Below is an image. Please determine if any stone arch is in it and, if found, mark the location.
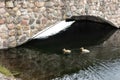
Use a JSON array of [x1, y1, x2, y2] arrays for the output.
[[66, 15, 117, 28], [0, 0, 119, 49], [65, 0, 120, 28]]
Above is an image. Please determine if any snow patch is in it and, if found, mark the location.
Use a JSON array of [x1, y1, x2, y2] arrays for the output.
[[32, 20, 75, 39]]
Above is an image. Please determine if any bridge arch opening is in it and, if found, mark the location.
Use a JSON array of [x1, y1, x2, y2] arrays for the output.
[[23, 17, 117, 51], [66, 15, 118, 29], [32, 15, 117, 39]]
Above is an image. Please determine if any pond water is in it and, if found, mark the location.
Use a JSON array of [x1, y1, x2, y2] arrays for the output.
[[0, 21, 120, 80]]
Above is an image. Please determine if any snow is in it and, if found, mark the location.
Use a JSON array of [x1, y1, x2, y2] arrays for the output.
[[32, 20, 75, 39]]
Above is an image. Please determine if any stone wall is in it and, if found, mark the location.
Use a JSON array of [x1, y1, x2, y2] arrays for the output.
[[66, 0, 120, 27], [0, 0, 120, 49], [0, 0, 64, 49]]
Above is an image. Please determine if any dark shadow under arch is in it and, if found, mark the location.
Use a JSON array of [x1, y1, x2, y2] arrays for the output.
[[20, 20, 117, 53], [66, 15, 118, 28]]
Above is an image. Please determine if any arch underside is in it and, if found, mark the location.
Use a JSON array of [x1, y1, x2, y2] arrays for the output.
[[66, 15, 118, 28]]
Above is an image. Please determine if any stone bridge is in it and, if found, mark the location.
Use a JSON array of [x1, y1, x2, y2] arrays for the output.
[[0, 0, 120, 49]]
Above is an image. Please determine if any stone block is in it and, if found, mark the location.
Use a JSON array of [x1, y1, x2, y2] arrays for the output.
[[6, 16, 14, 23], [22, 2, 28, 8], [41, 17, 48, 24], [3, 40, 8, 48], [34, 1, 45, 7], [0, 2, 5, 8], [28, 2, 35, 8], [8, 41, 17, 47], [16, 10, 22, 16], [7, 23, 15, 30], [23, 26, 30, 31], [9, 30, 16, 36], [0, 19, 5, 25], [0, 24, 8, 32], [8, 36, 16, 42], [45, 2, 54, 7], [17, 30, 22, 36], [16, 24, 22, 30], [21, 19, 28, 26], [0, 33, 8, 39], [18, 34, 27, 44], [5, 1, 14, 8]]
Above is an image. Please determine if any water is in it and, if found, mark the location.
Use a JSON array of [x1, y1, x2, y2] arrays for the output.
[[0, 21, 120, 80]]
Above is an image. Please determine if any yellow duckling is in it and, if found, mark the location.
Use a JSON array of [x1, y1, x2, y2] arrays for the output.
[[63, 48, 71, 54], [80, 47, 90, 53]]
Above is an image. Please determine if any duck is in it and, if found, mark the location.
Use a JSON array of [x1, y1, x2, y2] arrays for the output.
[[62, 48, 71, 54], [80, 47, 90, 53]]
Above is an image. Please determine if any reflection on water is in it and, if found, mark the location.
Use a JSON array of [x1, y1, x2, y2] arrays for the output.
[[1, 46, 120, 80], [0, 21, 120, 80], [53, 47, 120, 80]]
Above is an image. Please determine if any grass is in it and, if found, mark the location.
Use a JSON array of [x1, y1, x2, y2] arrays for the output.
[[0, 65, 13, 77]]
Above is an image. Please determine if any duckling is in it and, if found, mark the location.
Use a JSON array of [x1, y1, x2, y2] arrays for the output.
[[80, 47, 90, 53], [62, 48, 71, 54]]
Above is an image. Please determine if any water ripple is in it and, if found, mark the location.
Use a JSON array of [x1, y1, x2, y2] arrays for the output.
[[53, 58, 120, 80]]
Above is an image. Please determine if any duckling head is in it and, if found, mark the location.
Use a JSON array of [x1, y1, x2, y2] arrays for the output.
[[80, 47, 90, 53], [63, 48, 66, 51], [80, 47, 84, 51]]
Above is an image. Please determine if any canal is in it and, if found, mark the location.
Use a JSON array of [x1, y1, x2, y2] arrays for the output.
[[0, 20, 120, 80]]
